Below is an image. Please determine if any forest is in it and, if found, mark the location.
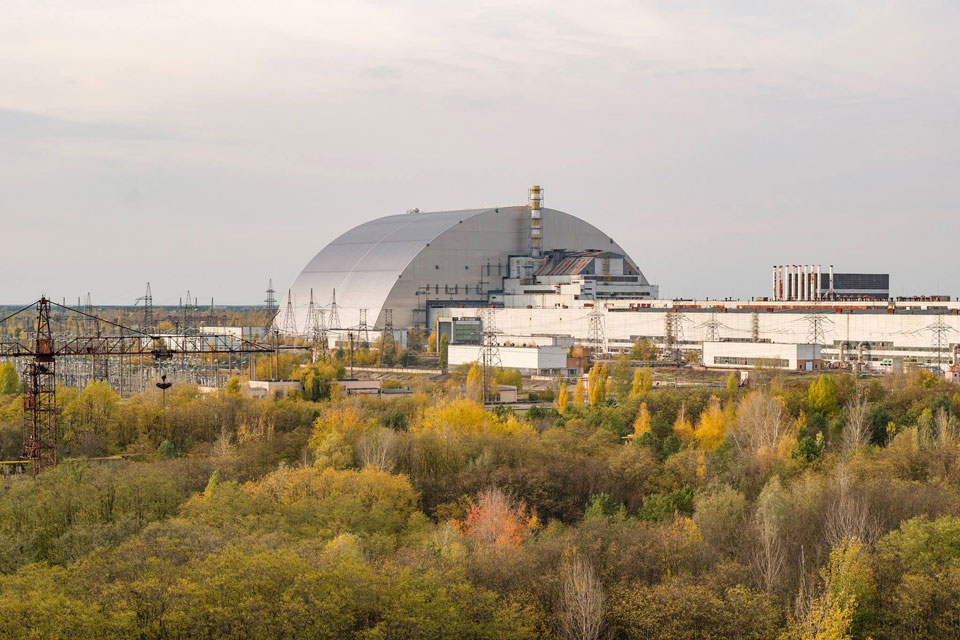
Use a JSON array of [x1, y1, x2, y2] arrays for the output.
[[1, 359, 959, 639]]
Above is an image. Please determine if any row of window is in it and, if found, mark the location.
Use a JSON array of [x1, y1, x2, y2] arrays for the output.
[[713, 356, 790, 367]]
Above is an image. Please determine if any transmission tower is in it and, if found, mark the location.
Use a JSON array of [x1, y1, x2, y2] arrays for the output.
[[804, 311, 831, 347], [279, 290, 298, 336], [304, 288, 325, 349], [135, 282, 154, 331], [480, 307, 502, 404], [587, 307, 605, 357], [703, 311, 722, 342], [328, 289, 341, 330], [926, 312, 955, 371], [84, 293, 94, 334], [664, 309, 686, 364], [379, 309, 396, 366], [358, 308, 369, 345], [264, 279, 278, 331]]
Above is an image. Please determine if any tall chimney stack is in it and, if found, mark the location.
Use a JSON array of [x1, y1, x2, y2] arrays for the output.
[[529, 185, 543, 258]]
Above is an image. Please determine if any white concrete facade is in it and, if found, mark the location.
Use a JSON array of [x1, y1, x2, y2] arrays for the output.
[[431, 300, 960, 369], [702, 341, 821, 370], [447, 344, 568, 375]]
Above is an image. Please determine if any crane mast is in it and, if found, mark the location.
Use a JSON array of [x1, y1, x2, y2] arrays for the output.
[[0, 297, 272, 474]]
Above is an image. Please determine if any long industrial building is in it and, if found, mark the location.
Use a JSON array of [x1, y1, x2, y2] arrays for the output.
[[282, 186, 960, 372]]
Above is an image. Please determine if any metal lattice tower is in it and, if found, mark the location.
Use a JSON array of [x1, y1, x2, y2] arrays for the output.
[[664, 309, 686, 364], [804, 311, 830, 347], [358, 308, 369, 345], [378, 309, 396, 366], [264, 279, 278, 331], [751, 310, 760, 343], [480, 307, 502, 404], [279, 290, 298, 336], [328, 289, 341, 330], [318, 309, 328, 346], [703, 312, 722, 342], [135, 282, 154, 331], [83, 293, 94, 334], [22, 298, 57, 474], [587, 307, 605, 357], [304, 288, 324, 348], [927, 312, 955, 371]]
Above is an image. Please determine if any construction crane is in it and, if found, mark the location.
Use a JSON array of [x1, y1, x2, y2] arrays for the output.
[[0, 297, 273, 475]]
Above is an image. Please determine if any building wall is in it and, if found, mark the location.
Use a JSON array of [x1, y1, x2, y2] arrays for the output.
[[447, 344, 567, 374], [284, 206, 649, 333], [702, 341, 821, 370], [431, 303, 960, 367]]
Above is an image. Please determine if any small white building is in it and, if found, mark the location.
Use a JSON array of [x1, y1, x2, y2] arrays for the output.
[[447, 344, 568, 375], [702, 341, 821, 371]]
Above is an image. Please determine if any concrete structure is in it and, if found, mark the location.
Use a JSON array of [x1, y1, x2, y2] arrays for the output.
[[702, 341, 821, 371], [430, 300, 960, 371], [246, 380, 302, 399], [282, 189, 657, 333], [337, 379, 382, 396], [771, 265, 889, 301], [447, 344, 569, 375], [497, 385, 518, 403], [282, 186, 957, 373]]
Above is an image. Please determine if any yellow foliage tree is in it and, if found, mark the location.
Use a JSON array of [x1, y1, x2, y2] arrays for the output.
[[694, 396, 727, 451], [630, 402, 652, 439], [673, 404, 694, 444], [415, 398, 532, 436], [466, 363, 484, 404], [631, 367, 653, 396], [555, 383, 569, 412], [587, 363, 608, 406], [574, 378, 585, 406], [310, 406, 374, 469]]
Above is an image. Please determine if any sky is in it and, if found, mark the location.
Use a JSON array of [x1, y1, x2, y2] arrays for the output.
[[2, 0, 958, 305]]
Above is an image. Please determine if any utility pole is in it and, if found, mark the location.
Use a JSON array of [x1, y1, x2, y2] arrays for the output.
[[279, 290, 298, 336], [703, 311, 722, 342], [359, 308, 369, 346], [480, 307, 502, 405], [264, 279, 278, 332], [379, 309, 395, 367], [804, 311, 829, 347], [587, 306, 605, 360], [927, 312, 954, 372]]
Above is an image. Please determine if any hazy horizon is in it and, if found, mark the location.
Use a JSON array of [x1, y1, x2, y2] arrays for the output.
[[3, 1, 958, 305]]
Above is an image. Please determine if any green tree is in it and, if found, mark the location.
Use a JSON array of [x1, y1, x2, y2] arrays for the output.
[[726, 372, 739, 397], [438, 334, 449, 370], [611, 355, 633, 400]]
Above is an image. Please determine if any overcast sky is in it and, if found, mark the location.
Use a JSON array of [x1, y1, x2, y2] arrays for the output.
[[2, 0, 958, 305]]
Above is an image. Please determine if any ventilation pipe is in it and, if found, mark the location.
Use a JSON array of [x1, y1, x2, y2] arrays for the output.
[[529, 185, 543, 258]]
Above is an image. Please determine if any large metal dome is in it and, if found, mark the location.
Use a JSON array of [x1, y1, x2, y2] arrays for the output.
[[281, 205, 650, 331]]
